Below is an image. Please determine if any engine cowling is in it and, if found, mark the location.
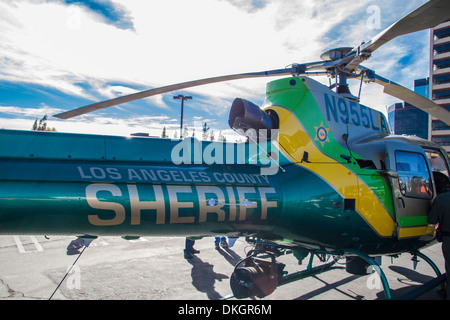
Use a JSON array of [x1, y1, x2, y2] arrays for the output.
[[228, 98, 279, 138]]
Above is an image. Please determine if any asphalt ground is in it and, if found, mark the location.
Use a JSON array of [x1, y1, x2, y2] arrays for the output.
[[0, 235, 446, 301]]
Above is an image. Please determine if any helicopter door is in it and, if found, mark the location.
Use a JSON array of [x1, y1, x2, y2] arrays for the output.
[[386, 141, 434, 239]]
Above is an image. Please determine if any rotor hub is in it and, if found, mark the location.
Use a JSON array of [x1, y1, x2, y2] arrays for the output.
[[320, 47, 353, 61]]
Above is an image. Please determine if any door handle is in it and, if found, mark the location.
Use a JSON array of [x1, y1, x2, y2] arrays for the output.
[[397, 197, 405, 209]]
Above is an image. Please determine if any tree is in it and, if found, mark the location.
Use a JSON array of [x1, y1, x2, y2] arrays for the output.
[[202, 122, 210, 140], [32, 115, 56, 132], [218, 131, 227, 142], [161, 127, 169, 138]]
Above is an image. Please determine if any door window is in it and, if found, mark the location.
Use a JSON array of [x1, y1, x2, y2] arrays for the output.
[[395, 151, 432, 199], [425, 149, 450, 194]]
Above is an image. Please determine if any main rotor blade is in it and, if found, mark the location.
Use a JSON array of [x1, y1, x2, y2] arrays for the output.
[[359, 0, 450, 54], [360, 69, 450, 126], [54, 67, 303, 119]]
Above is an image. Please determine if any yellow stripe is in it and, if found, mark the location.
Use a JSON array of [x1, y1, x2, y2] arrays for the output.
[[272, 106, 396, 238], [398, 226, 435, 239]]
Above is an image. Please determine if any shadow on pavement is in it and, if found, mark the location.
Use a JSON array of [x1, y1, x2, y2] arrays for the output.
[[186, 255, 229, 300]]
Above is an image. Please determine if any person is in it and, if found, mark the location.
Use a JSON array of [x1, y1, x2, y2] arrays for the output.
[[184, 238, 200, 259], [428, 191, 450, 299], [214, 236, 228, 250]]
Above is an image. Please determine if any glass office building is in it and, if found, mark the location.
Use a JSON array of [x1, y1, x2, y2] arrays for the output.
[[388, 79, 429, 140]]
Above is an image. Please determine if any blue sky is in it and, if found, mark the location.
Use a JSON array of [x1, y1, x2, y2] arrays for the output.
[[0, 0, 431, 138]]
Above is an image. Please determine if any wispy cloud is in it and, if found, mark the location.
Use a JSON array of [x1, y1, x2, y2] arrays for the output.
[[219, 0, 268, 13], [0, 105, 63, 118]]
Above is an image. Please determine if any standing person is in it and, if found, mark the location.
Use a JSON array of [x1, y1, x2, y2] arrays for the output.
[[214, 236, 228, 250], [184, 238, 200, 259], [428, 191, 450, 299]]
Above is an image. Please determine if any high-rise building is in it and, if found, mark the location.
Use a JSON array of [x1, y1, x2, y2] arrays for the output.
[[429, 21, 450, 153], [387, 78, 429, 139]]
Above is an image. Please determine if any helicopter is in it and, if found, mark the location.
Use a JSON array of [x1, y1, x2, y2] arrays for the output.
[[1, 0, 450, 300]]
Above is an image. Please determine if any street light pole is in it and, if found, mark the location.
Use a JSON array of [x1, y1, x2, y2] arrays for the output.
[[173, 95, 192, 138]]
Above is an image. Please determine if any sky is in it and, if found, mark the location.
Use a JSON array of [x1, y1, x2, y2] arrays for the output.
[[0, 0, 432, 139]]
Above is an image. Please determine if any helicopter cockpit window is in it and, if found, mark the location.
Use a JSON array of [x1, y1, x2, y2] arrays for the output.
[[425, 149, 450, 194], [395, 151, 433, 199]]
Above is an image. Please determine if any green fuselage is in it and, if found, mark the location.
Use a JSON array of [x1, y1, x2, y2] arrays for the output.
[[0, 128, 433, 255], [0, 76, 445, 256]]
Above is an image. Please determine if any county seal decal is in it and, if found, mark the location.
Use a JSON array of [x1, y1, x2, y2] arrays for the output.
[[314, 121, 330, 147]]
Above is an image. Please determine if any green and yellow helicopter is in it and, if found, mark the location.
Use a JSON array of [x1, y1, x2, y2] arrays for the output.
[[1, 0, 450, 300]]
